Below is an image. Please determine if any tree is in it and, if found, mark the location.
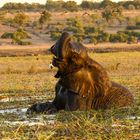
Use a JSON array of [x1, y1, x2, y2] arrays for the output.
[[45, 0, 64, 11], [80, 1, 93, 10], [62, 1, 79, 12], [100, 0, 115, 9], [39, 11, 51, 29], [102, 7, 123, 23], [13, 12, 29, 26]]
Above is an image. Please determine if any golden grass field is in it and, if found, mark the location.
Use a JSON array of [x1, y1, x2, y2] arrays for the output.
[[0, 52, 140, 139]]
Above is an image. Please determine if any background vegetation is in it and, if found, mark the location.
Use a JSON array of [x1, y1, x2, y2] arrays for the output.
[[0, 0, 140, 46], [1, 0, 140, 11]]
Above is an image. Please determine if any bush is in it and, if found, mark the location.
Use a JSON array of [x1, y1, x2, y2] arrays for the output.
[[13, 12, 29, 26], [64, 26, 83, 34], [87, 34, 98, 44], [100, 32, 110, 42], [126, 25, 140, 30], [66, 18, 83, 29], [128, 36, 138, 44], [73, 33, 85, 42], [3, 18, 15, 27], [50, 32, 61, 41], [84, 26, 98, 34], [65, 18, 84, 34], [80, 1, 94, 10], [62, 1, 79, 12], [1, 32, 13, 39], [13, 28, 30, 40], [110, 33, 128, 43], [90, 37, 98, 44], [12, 38, 32, 45], [1, 28, 32, 45], [39, 11, 51, 28], [110, 34, 120, 43], [18, 41, 32, 45], [45, 0, 64, 11], [124, 31, 140, 40], [136, 22, 140, 26]]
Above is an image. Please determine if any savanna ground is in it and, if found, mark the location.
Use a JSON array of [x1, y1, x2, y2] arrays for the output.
[[0, 52, 140, 139]]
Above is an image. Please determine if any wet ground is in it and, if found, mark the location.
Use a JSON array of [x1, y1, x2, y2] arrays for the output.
[[0, 107, 55, 126]]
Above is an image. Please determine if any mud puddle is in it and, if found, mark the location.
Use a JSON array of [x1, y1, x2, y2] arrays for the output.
[[0, 108, 55, 126]]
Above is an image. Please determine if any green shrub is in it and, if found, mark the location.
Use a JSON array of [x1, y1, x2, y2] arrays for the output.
[[66, 18, 83, 29], [73, 33, 85, 42], [84, 26, 97, 34], [18, 41, 32, 45], [136, 22, 140, 26], [128, 36, 138, 44], [39, 11, 51, 28], [13, 12, 29, 26], [1, 32, 13, 39], [50, 32, 61, 41], [110, 34, 120, 42], [124, 31, 140, 40], [62, 1, 79, 12], [90, 38, 98, 44], [13, 28, 30, 40], [102, 32, 110, 42], [64, 26, 80, 33], [3, 18, 15, 26], [126, 25, 140, 30], [87, 34, 98, 44]]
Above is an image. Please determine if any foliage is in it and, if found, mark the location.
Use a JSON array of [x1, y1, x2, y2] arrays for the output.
[[46, 0, 64, 11], [1, 32, 13, 39], [13, 28, 30, 39], [39, 11, 51, 28], [122, 0, 140, 10], [1, 0, 140, 12], [48, 15, 140, 43], [1, 28, 31, 45], [100, 0, 116, 9], [126, 25, 140, 30], [110, 32, 128, 43], [2, 2, 45, 11], [13, 12, 29, 26], [80, 1, 94, 10], [62, 1, 79, 12], [90, 14, 100, 22], [12, 28, 31, 45], [50, 31, 61, 41], [102, 7, 123, 22]]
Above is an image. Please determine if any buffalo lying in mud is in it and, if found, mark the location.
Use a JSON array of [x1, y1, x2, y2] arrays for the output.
[[27, 32, 133, 114]]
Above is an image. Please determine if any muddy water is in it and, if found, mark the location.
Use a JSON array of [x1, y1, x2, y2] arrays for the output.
[[0, 107, 140, 128], [0, 108, 55, 126]]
